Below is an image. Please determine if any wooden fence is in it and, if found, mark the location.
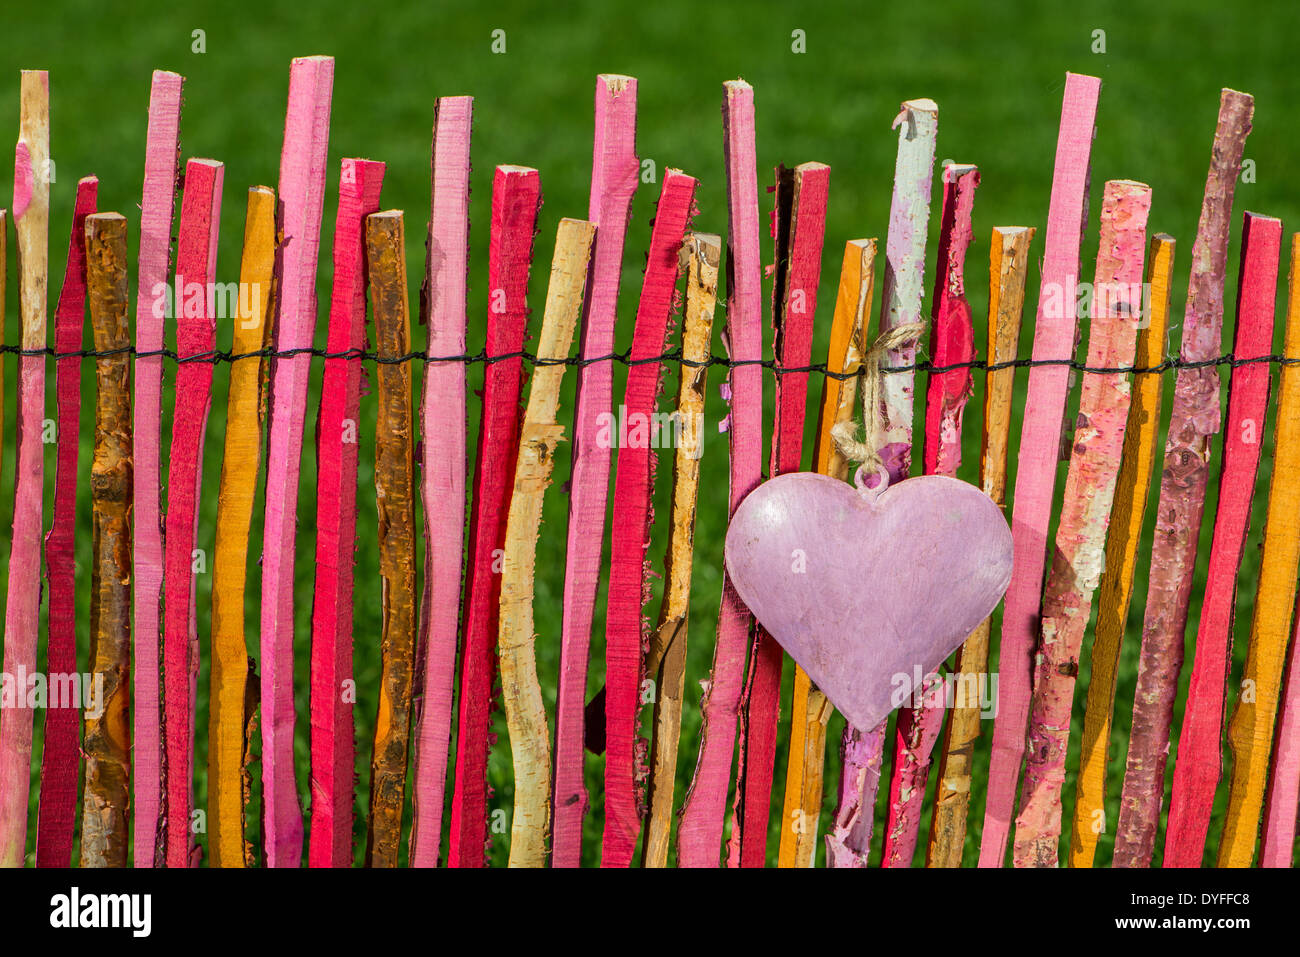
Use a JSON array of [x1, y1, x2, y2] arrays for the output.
[[0, 58, 1295, 868]]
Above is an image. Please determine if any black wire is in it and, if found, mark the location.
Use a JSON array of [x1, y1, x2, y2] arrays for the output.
[[3, 342, 1294, 378]]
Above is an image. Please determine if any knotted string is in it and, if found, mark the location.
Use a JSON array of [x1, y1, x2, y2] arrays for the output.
[[830, 321, 927, 484]]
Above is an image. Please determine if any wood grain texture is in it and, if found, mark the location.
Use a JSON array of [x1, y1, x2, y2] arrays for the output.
[[260, 55, 333, 868], [1013, 180, 1151, 868], [131, 69, 183, 868], [410, 94, 472, 869], [1113, 89, 1253, 867], [81, 212, 133, 868], [309, 159, 385, 869], [0, 70, 49, 868], [1212, 217, 1286, 868], [980, 73, 1101, 867], [736, 162, 828, 868], [553, 76, 639, 867], [1257, 234, 1300, 869], [364, 211, 417, 868], [499, 218, 595, 867], [883, 162, 977, 868], [1072, 233, 1175, 868], [164, 157, 224, 868], [210, 186, 276, 869], [448, 165, 541, 866], [676, 79, 764, 868], [928, 226, 1034, 867], [779, 238, 876, 868], [36, 175, 97, 868], [1162, 212, 1278, 867], [642, 232, 720, 867], [603, 170, 697, 866], [830, 96, 936, 869]]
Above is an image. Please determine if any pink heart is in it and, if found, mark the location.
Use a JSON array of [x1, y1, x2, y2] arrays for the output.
[[724, 472, 1013, 730]]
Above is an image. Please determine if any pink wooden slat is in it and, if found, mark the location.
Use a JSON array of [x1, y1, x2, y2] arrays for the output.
[[553, 75, 639, 867], [1111, 90, 1253, 867], [1013, 179, 1152, 867], [979, 72, 1100, 867], [448, 165, 541, 866], [829, 96, 937, 868], [260, 55, 333, 868], [1163, 211, 1279, 867], [602, 168, 697, 867], [1263, 591, 1300, 866], [736, 161, 829, 868], [677, 79, 764, 868], [0, 69, 50, 869], [882, 162, 978, 868], [308, 157, 386, 868], [410, 95, 472, 869], [132, 69, 183, 868], [163, 158, 223, 868], [36, 176, 97, 867]]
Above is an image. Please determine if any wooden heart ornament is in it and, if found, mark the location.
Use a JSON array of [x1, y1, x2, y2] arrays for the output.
[[724, 471, 1013, 731]]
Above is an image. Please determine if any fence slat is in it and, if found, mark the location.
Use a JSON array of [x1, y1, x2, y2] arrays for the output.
[[1073, 233, 1175, 868], [884, 162, 978, 868], [0, 70, 50, 868], [980, 73, 1100, 867], [260, 55, 333, 868], [928, 226, 1033, 867], [553, 76, 639, 867], [1163, 212, 1278, 866], [676, 79, 764, 868], [829, 97, 937, 869], [780, 238, 876, 868], [36, 175, 97, 867], [131, 69, 183, 869], [1260, 235, 1300, 867], [499, 217, 595, 867], [81, 211, 133, 868], [1214, 215, 1286, 867], [448, 164, 542, 866], [163, 157, 224, 868], [1112, 89, 1253, 867], [410, 94, 472, 869], [643, 232, 720, 867], [603, 170, 696, 866], [1014, 180, 1151, 868], [737, 162, 829, 868], [309, 159, 385, 869], [210, 186, 276, 868], [364, 210, 417, 868]]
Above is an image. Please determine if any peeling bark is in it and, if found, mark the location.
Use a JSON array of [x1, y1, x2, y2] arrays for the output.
[[81, 212, 133, 868], [1113, 89, 1252, 868], [1013, 180, 1151, 868], [364, 212, 417, 868]]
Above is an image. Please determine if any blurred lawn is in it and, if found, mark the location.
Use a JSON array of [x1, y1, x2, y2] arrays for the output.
[[4, 0, 1300, 866]]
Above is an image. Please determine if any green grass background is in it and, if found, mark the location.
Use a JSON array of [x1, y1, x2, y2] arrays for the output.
[[4, 0, 1300, 866]]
